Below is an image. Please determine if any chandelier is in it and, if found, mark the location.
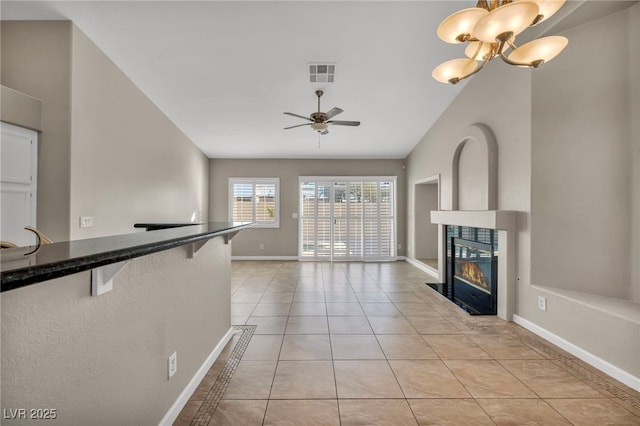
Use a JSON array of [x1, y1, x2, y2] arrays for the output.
[[432, 0, 568, 84]]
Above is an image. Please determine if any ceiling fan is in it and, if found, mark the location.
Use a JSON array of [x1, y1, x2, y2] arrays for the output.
[[283, 90, 360, 135]]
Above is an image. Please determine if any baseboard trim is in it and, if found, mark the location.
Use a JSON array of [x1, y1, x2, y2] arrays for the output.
[[404, 256, 439, 279], [513, 314, 640, 392], [231, 256, 299, 261], [159, 327, 235, 425]]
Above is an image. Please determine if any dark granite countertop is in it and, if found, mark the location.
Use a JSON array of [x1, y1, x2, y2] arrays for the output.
[[134, 222, 204, 231], [0, 222, 254, 292]]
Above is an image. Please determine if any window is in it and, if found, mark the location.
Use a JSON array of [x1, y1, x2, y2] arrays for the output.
[[229, 178, 279, 228]]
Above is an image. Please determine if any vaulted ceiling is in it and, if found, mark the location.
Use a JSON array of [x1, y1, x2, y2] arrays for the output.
[[2, 1, 631, 159]]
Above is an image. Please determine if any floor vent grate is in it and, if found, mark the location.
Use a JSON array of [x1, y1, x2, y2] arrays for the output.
[[190, 325, 256, 426]]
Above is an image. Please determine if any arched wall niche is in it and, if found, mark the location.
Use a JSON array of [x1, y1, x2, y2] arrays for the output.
[[451, 123, 497, 211]]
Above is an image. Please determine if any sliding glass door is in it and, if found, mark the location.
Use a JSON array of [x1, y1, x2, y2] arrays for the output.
[[299, 177, 396, 261]]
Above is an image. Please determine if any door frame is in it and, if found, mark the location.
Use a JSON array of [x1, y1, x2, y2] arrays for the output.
[[411, 174, 442, 279]]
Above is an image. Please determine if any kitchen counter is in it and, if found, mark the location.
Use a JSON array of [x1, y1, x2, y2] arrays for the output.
[[0, 221, 254, 292]]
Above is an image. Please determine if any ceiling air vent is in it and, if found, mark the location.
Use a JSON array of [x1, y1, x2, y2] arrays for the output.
[[309, 64, 335, 83]]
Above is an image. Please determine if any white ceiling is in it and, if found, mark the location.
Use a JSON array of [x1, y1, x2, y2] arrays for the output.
[[2, 1, 632, 159]]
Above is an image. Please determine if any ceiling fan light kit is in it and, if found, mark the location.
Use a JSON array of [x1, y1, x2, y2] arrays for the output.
[[283, 90, 360, 136], [433, 0, 568, 84], [311, 122, 328, 132]]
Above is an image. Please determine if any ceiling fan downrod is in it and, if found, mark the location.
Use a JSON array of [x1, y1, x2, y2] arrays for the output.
[[316, 89, 323, 113]]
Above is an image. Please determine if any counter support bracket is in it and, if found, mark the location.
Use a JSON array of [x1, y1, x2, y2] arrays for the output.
[[91, 261, 128, 296], [189, 230, 238, 258], [188, 240, 209, 258], [224, 231, 239, 245]]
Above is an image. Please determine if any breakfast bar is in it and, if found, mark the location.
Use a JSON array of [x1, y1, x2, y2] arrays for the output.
[[1, 222, 254, 425]]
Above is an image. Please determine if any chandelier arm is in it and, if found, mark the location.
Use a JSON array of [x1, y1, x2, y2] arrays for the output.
[[469, 42, 484, 61], [498, 49, 543, 68], [495, 37, 541, 68], [450, 55, 491, 84]]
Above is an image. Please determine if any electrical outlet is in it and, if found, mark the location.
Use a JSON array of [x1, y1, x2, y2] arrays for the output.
[[79, 216, 94, 228], [168, 351, 177, 379], [537, 296, 547, 311], [397, 243, 402, 250], [259, 243, 264, 250]]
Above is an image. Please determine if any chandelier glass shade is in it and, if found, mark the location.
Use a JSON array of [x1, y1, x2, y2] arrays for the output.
[[432, 0, 568, 84]]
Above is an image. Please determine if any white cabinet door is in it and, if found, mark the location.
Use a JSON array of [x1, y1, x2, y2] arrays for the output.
[[1, 122, 38, 246]]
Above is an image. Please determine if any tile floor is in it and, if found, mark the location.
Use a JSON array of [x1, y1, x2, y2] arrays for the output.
[[175, 260, 640, 425]]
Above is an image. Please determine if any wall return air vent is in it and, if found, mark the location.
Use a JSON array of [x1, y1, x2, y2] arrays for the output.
[[309, 63, 335, 83]]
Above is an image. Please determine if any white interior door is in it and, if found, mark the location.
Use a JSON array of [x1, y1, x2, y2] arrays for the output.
[[1, 122, 38, 246]]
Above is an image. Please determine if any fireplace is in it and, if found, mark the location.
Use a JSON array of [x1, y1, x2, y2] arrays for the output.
[[429, 210, 515, 320], [428, 225, 498, 315]]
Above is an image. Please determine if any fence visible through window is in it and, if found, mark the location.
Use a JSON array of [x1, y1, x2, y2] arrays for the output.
[[229, 178, 279, 228]]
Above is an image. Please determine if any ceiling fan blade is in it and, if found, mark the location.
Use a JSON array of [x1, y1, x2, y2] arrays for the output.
[[283, 112, 312, 121], [327, 120, 360, 127], [284, 123, 312, 130], [325, 107, 344, 119]]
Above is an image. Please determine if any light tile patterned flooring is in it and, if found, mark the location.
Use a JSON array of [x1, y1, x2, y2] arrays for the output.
[[175, 261, 640, 425]]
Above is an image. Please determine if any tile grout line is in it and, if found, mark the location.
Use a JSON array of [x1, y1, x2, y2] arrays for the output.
[[430, 290, 640, 415], [262, 264, 299, 425], [322, 264, 339, 417], [509, 325, 640, 413], [206, 262, 640, 423]]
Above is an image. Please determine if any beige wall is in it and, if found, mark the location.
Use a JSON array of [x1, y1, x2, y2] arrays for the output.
[[628, 2, 640, 303], [405, 4, 639, 379], [1, 237, 232, 425], [0, 85, 43, 131], [1, 21, 209, 241], [530, 6, 637, 300], [521, 2, 640, 379], [414, 183, 438, 260], [209, 159, 406, 257], [1, 21, 72, 242], [457, 138, 490, 210], [69, 26, 208, 239], [406, 59, 532, 263]]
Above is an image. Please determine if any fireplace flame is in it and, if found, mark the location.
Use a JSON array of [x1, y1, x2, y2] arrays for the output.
[[458, 261, 488, 290]]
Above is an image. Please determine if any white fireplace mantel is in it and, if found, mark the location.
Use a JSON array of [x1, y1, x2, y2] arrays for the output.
[[429, 209, 517, 320], [430, 210, 516, 230]]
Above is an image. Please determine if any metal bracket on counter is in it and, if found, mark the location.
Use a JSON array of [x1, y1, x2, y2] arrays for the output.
[[91, 261, 128, 296], [189, 230, 239, 258], [224, 231, 240, 245], [188, 240, 209, 258]]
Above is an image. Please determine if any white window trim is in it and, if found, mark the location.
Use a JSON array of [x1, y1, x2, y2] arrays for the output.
[[229, 177, 280, 228]]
